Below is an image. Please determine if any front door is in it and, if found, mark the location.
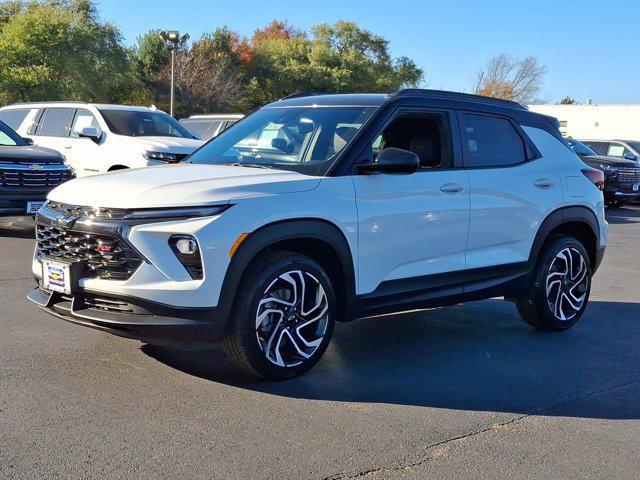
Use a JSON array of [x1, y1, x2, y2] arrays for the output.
[[66, 108, 103, 177], [352, 109, 470, 300]]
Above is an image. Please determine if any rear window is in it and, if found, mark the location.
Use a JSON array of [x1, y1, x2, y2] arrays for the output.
[[0, 109, 29, 131], [37, 108, 76, 137], [460, 113, 526, 167]]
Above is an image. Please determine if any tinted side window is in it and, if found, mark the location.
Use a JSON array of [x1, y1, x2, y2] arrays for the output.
[[372, 111, 454, 169], [460, 113, 526, 167], [37, 108, 76, 137], [0, 109, 29, 131]]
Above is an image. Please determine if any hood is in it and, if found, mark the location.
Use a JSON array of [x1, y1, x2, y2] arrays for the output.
[[0, 145, 64, 164], [117, 135, 204, 153], [48, 164, 321, 209], [579, 154, 639, 168]]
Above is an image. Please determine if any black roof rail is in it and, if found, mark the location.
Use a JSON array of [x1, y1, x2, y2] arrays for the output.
[[278, 92, 324, 101], [389, 89, 526, 110]]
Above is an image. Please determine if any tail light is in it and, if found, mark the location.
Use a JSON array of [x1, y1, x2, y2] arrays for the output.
[[581, 168, 605, 191]]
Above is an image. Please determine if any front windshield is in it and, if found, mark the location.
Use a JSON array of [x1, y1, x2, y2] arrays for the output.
[[186, 106, 377, 175], [99, 109, 194, 138], [0, 120, 26, 146], [566, 139, 597, 156]]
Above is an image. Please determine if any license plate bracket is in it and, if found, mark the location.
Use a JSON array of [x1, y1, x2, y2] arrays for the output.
[[27, 201, 45, 214], [42, 259, 83, 295]]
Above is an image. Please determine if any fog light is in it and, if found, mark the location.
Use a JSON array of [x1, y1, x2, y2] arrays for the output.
[[175, 238, 197, 255], [169, 235, 203, 280]]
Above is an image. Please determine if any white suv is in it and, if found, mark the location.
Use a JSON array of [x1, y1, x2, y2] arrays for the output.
[[27, 90, 608, 380], [0, 103, 204, 177]]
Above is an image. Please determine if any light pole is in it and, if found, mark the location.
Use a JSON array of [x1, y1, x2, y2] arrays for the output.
[[160, 30, 190, 117]]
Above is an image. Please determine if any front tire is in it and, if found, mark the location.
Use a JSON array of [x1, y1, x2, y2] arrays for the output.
[[221, 251, 336, 380], [516, 236, 591, 331]]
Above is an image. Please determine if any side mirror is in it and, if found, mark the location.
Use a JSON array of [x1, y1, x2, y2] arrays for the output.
[[22, 137, 34, 145], [624, 152, 637, 161], [271, 137, 291, 153], [79, 126, 101, 143], [357, 147, 420, 174]]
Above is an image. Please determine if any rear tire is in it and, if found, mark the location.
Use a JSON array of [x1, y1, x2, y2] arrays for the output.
[[516, 236, 591, 331], [221, 250, 336, 380]]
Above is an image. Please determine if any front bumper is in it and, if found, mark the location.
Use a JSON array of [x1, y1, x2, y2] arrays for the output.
[[27, 286, 227, 346]]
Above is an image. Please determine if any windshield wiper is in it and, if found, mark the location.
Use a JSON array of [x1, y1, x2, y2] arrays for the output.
[[230, 162, 273, 170]]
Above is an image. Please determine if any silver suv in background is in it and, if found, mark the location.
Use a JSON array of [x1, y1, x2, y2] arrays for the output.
[[179, 114, 244, 141]]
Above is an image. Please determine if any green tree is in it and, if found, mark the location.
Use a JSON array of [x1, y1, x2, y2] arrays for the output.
[[0, 0, 136, 104], [246, 20, 423, 109]]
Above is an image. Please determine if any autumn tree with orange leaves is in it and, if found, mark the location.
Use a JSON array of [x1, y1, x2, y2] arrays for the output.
[[474, 54, 546, 104]]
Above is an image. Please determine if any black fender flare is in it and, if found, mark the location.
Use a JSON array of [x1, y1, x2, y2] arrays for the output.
[[528, 206, 601, 270], [215, 219, 357, 326]]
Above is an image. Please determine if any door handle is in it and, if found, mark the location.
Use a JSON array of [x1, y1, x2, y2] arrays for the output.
[[534, 178, 554, 189], [440, 183, 464, 194], [63, 145, 72, 150]]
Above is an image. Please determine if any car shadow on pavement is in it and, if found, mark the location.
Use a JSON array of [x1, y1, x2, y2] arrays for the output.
[[0, 227, 35, 238], [605, 204, 640, 224], [143, 298, 640, 419]]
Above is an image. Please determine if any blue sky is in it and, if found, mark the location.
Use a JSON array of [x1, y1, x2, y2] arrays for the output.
[[99, 0, 638, 104]]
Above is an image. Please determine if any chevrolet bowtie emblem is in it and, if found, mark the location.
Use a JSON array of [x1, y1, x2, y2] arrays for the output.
[[30, 164, 43, 170], [53, 214, 78, 229]]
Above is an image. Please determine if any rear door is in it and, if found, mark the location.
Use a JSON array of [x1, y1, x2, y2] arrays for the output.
[[461, 112, 563, 284]]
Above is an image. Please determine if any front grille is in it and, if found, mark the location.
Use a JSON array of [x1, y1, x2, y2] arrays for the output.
[[618, 167, 640, 184], [0, 169, 71, 188], [36, 225, 143, 280]]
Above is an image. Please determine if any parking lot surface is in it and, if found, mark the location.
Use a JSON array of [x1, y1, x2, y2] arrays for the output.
[[1, 207, 639, 479]]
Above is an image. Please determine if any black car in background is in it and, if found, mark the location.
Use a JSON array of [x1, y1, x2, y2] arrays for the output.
[[566, 138, 640, 207], [0, 120, 72, 228]]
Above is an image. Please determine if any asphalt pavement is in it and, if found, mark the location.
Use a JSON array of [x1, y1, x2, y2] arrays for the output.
[[1, 206, 639, 479]]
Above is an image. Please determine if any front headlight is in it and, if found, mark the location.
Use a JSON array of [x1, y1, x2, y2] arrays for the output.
[[143, 151, 179, 162], [121, 205, 230, 221]]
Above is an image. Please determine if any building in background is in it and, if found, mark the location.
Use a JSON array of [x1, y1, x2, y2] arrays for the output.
[[528, 104, 640, 140]]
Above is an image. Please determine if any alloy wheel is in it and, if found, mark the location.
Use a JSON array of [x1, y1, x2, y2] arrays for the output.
[[545, 247, 589, 321], [255, 270, 330, 367]]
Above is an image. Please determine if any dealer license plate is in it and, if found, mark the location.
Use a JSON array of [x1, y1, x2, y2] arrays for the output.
[[26, 201, 45, 214], [42, 259, 72, 294]]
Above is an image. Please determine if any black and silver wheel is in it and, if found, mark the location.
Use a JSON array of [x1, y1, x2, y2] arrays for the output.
[[222, 251, 336, 379], [516, 236, 592, 331]]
